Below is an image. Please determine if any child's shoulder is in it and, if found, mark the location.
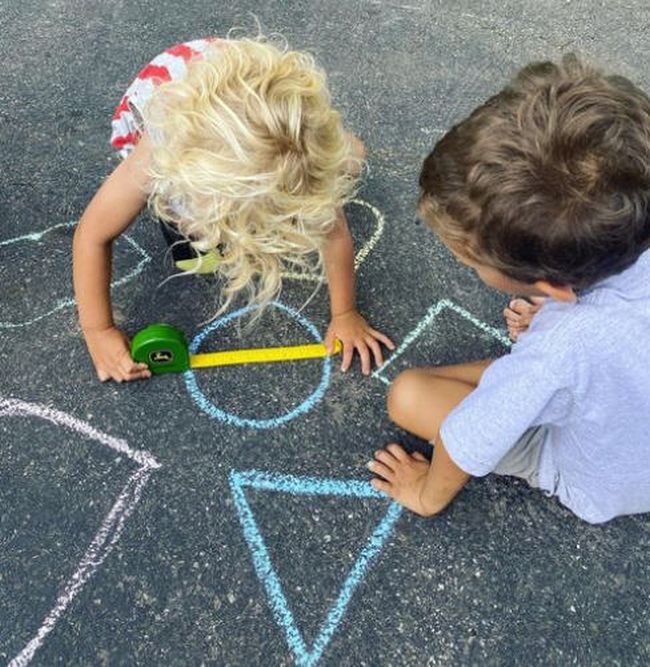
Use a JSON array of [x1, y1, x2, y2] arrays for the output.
[[111, 37, 221, 158], [521, 279, 650, 366], [520, 300, 583, 349], [130, 37, 220, 90]]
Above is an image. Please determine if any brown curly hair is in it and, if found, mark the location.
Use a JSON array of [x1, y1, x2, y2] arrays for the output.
[[419, 54, 650, 288]]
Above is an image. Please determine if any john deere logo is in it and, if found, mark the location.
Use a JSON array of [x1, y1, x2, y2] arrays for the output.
[[150, 349, 174, 364]]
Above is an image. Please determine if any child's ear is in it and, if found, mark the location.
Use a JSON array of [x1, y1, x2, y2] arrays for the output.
[[533, 280, 577, 303]]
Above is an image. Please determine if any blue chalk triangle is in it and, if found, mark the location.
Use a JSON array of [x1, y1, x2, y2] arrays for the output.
[[229, 469, 403, 667]]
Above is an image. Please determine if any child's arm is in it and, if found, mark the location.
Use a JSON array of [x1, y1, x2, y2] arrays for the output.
[[322, 132, 395, 374], [322, 211, 395, 374], [73, 135, 153, 382]]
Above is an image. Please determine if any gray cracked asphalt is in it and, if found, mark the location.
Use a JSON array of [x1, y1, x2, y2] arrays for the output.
[[1, 1, 649, 665]]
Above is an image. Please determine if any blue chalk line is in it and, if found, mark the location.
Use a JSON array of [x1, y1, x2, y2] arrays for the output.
[[229, 469, 403, 666], [372, 298, 511, 385], [184, 301, 332, 429], [0, 221, 151, 329], [233, 469, 386, 498]]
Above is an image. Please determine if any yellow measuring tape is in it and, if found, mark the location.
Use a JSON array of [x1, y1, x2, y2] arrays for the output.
[[190, 339, 342, 369]]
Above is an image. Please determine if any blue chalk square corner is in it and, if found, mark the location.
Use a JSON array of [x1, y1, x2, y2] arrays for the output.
[[373, 299, 511, 386]]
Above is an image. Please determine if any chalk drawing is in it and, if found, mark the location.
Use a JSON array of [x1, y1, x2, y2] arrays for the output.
[[281, 198, 385, 282], [0, 397, 160, 667], [0, 221, 151, 329], [184, 301, 332, 429], [373, 298, 511, 385], [229, 469, 403, 667]]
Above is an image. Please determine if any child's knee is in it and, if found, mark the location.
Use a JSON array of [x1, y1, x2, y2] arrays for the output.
[[387, 369, 422, 426], [345, 134, 366, 176], [351, 135, 366, 162]]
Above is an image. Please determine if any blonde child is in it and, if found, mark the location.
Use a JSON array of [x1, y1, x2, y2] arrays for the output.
[[73, 36, 394, 382]]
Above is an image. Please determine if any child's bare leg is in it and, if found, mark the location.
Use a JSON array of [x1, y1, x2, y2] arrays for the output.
[[424, 358, 493, 385], [387, 359, 493, 441]]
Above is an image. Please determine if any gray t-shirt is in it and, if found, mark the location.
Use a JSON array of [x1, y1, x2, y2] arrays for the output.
[[441, 249, 650, 523]]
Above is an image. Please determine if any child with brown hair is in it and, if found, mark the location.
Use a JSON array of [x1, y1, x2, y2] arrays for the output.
[[369, 55, 650, 523]]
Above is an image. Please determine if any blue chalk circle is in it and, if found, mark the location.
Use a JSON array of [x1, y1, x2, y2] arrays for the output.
[[0, 221, 151, 329], [184, 301, 332, 429], [229, 469, 403, 667]]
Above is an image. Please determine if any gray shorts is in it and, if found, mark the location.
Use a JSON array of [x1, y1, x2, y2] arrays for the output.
[[493, 426, 548, 488]]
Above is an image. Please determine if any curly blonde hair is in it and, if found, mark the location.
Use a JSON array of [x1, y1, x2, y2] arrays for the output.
[[143, 37, 358, 315]]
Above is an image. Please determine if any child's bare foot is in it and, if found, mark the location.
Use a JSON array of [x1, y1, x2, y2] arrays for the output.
[[503, 297, 545, 342]]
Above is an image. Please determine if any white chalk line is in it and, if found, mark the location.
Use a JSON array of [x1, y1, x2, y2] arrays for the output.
[[281, 198, 386, 283], [1, 397, 160, 666], [0, 222, 77, 247], [0, 398, 159, 469], [0, 221, 151, 330], [372, 298, 511, 385]]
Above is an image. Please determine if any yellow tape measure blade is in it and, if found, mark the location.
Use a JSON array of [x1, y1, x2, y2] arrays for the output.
[[190, 338, 342, 369]]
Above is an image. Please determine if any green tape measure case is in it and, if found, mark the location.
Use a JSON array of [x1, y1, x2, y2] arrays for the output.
[[130, 324, 190, 374]]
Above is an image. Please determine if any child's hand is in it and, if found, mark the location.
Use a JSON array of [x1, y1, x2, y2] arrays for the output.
[[84, 326, 151, 383], [368, 444, 437, 516], [324, 310, 395, 375], [503, 296, 545, 342]]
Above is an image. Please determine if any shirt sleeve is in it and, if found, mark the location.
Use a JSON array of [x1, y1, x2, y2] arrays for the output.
[[440, 331, 576, 477]]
